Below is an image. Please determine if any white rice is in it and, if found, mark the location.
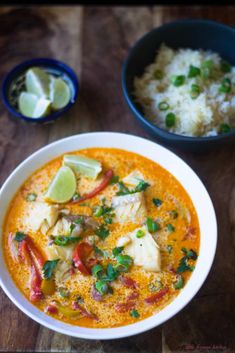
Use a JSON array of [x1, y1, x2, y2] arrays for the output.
[[133, 44, 235, 137]]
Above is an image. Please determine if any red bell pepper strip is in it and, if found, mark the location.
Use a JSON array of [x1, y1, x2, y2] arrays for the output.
[[73, 242, 93, 275], [71, 169, 113, 203], [144, 287, 169, 305], [19, 237, 45, 302]]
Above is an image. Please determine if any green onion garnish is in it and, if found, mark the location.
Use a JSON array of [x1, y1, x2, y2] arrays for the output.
[[146, 217, 160, 233], [136, 229, 145, 238], [95, 280, 109, 295], [165, 112, 176, 127], [219, 78, 231, 93], [93, 206, 104, 217], [220, 123, 231, 133], [91, 264, 104, 278], [201, 59, 214, 79], [158, 101, 169, 111], [190, 84, 201, 99], [115, 254, 133, 272], [220, 60, 231, 73], [153, 69, 164, 80], [188, 65, 201, 78], [171, 75, 185, 87]]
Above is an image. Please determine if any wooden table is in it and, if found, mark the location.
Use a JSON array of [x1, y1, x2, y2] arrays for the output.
[[0, 5, 235, 353]]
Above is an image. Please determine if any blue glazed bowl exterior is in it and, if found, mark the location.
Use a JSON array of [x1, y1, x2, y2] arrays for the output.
[[122, 19, 235, 149], [2, 58, 79, 124]]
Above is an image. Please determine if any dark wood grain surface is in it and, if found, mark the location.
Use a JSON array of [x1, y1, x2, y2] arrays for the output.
[[0, 5, 235, 353]]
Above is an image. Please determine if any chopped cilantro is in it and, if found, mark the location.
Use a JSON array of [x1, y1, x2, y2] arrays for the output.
[[130, 309, 140, 318], [42, 259, 59, 279], [95, 224, 110, 239]]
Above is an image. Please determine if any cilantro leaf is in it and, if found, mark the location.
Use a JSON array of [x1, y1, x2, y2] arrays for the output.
[[42, 259, 59, 279], [14, 232, 26, 242]]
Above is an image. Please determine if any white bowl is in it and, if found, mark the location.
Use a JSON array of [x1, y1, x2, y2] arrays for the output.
[[0, 132, 217, 340]]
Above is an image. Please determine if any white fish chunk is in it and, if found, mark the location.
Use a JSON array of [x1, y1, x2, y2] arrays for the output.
[[50, 217, 72, 236], [54, 260, 72, 284], [117, 225, 161, 272], [112, 192, 147, 223], [122, 170, 145, 186], [25, 202, 59, 235], [46, 243, 75, 262]]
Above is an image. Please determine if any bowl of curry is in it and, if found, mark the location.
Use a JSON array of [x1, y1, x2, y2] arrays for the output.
[[0, 132, 217, 339]]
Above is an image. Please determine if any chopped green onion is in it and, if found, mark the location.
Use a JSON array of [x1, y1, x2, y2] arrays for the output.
[[152, 198, 162, 207], [26, 192, 37, 202], [94, 206, 104, 217], [201, 59, 214, 79], [105, 263, 119, 282], [219, 78, 231, 93], [220, 60, 231, 73], [165, 112, 176, 127], [171, 75, 185, 87], [158, 101, 169, 111], [173, 275, 184, 289], [146, 217, 160, 233], [167, 224, 175, 232], [190, 84, 201, 99], [95, 280, 109, 295], [130, 309, 140, 318], [53, 236, 81, 246], [112, 246, 124, 257], [92, 264, 104, 278], [169, 210, 178, 219], [166, 245, 173, 254], [116, 254, 133, 271], [220, 123, 231, 133], [188, 65, 201, 78], [136, 229, 145, 238], [14, 232, 26, 242], [153, 69, 164, 80]]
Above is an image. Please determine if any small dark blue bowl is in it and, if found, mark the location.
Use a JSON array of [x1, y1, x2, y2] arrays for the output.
[[122, 19, 235, 150], [2, 58, 79, 124]]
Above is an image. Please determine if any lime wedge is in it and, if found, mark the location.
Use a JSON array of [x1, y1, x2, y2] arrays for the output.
[[50, 77, 71, 110], [44, 166, 77, 203], [63, 155, 102, 179], [19, 92, 38, 117], [26, 67, 50, 98], [32, 97, 51, 118], [18, 92, 51, 118]]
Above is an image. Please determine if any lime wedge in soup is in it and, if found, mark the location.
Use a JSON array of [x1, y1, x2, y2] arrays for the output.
[[44, 166, 77, 203], [19, 92, 51, 118], [25, 67, 50, 98], [63, 155, 102, 179], [50, 77, 71, 110]]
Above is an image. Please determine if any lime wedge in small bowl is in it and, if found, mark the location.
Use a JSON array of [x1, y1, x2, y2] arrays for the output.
[[50, 77, 71, 110], [44, 166, 77, 203], [26, 67, 50, 98], [19, 92, 51, 118]]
